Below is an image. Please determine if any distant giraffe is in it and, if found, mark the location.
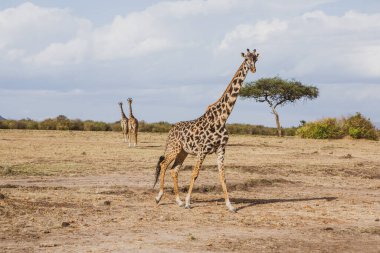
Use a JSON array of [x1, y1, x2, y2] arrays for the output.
[[118, 102, 128, 143], [153, 49, 259, 212], [127, 98, 139, 147]]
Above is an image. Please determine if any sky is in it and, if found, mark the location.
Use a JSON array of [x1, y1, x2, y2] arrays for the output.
[[0, 0, 379, 127]]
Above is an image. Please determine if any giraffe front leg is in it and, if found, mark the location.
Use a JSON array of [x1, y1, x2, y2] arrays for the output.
[[134, 132, 138, 147], [185, 155, 205, 209], [217, 147, 236, 212], [170, 150, 188, 207]]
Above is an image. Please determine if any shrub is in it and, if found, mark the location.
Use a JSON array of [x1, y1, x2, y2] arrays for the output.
[[110, 121, 122, 132], [139, 121, 172, 133], [21, 119, 39, 130], [283, 127, 298, 136], [83, 121, 111, 131], [69, 119, 84, 131], [39, 119, 57, 130], [343, 113, 378, 140], [56, 115, 71, 130], [296, 118, 345, 139]]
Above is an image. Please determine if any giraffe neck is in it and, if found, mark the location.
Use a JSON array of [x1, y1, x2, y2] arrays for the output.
[[119, 104, 127, 119], [128, 102, 134, 118], [205, 61, 249, 125]]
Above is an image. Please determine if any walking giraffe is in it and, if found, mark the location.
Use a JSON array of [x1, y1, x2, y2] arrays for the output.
[[118, 102, 128, 143], [127, 98, 139, 147], [153, 49, 259, 212]]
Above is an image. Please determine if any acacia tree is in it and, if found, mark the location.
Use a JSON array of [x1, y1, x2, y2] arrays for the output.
[[240, 77, 319, 137]]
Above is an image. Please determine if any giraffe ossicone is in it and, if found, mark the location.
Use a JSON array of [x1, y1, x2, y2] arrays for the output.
[[154, 49, 259, 212]]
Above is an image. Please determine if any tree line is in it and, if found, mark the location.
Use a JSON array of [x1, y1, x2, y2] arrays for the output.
[[0, 115, 296, 136], [1, 114, 377, 139]]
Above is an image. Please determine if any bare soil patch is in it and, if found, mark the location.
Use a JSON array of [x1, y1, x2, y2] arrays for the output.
[[1, 130, 379, 252]]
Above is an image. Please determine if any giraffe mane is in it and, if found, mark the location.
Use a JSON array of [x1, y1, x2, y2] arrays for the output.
[[206, 61, 245, 111]]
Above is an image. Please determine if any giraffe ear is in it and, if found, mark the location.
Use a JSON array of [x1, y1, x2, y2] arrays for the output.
[[241, 52, 245, 57]]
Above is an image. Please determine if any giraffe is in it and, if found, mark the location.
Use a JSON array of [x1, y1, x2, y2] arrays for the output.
[[118, 102, 128, 143], [127, 98, 139, 147], [153, 49, 259, 212]]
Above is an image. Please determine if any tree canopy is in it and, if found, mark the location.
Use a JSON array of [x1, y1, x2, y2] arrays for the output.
[[240, 77, 319, 108], [240, 77, 319, 136]]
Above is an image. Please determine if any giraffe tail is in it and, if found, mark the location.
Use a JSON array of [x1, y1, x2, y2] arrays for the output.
[[153, 156, 165, 189]]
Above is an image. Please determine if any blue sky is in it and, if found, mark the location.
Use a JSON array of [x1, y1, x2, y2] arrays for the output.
[[0, 0, 379, 127]]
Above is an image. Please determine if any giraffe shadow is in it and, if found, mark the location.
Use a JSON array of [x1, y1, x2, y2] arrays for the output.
[[196, 196, 337, 211], [141, 145, 162, 148]]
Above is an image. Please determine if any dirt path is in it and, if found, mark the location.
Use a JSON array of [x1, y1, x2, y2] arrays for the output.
[[1, 130, 379, 252]]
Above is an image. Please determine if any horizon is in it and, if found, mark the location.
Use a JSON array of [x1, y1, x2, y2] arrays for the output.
[[1, 113, 380, 130], [1, 1, 379, 127]]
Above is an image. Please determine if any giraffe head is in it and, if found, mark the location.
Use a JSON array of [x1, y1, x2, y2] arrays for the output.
[[127, 98, 133, 104], [241, 48, 259, 73], [118, 102, 123, 106]]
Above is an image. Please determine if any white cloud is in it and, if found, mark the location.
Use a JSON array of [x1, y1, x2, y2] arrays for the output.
[[25, 38, 89, 66], [0, 2, 92, 53], [92, 14, 174, 60], [218, 10, 380, 81], [219, 19, 288, 49]]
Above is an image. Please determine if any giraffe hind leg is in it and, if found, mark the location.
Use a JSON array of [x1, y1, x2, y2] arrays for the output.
[[170, 150, 188, 207], [155, 152, 177, 204], [128, 130, 132, 147]]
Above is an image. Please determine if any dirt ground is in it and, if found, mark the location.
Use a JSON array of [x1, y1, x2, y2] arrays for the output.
[[0, 129, 379, 252]]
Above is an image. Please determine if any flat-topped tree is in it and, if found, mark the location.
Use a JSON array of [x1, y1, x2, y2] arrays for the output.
[[240, 77, 319, 137]]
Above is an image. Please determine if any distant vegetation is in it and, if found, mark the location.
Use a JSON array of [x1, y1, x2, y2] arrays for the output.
[[296, 113, 379, 141], [1, 113, 378, 140], [0, 115, 297, 136]]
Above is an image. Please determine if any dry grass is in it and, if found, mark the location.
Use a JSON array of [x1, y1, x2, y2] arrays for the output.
[[1, 129, 380, 252]]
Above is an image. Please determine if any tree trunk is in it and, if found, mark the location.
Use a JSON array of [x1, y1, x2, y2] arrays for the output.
[[271, 107, 282, 137]]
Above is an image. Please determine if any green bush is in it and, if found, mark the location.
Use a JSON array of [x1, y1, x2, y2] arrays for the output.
[[296, 118, 345, 139], [343, 113, 378, 140], [83, 121, 111, 131], [21, 119, 39, 130], [110, 121, 122, 132], [226, 124, 290, 136], [39, 118, 57, 130], [69, 119, 84, 131], [139, 121, 172, 133]]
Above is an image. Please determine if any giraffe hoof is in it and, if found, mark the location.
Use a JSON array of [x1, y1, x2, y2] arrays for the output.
[[155, 198, 160, 204], [185, 204, 191, 209], [177, 201, 184, 207], [228, 206, 237, 213]]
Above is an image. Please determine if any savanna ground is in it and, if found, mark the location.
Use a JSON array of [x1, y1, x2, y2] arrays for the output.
[[0, 129, 379, 253]]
